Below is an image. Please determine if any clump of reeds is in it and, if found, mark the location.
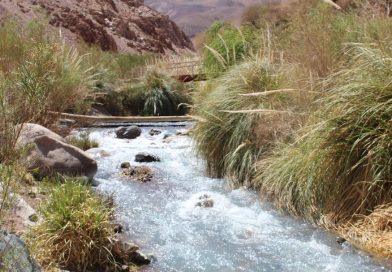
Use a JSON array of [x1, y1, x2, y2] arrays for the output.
[[193, 54, 304, 186], [201, 22, 261, 78], [257, 45, 392, 224]]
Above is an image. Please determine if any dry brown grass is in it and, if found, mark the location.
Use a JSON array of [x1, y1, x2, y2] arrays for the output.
[[339, 205, 392, 258]]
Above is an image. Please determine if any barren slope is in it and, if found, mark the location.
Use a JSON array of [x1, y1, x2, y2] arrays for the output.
[[0, 0, 194, 53]]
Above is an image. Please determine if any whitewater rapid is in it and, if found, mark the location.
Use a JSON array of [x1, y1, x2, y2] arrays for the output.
[[85, 123, 390, 272]]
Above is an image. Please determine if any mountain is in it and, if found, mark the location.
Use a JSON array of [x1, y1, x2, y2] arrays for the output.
[[0, 0, 194, 53], [144, 0, 277, 37]]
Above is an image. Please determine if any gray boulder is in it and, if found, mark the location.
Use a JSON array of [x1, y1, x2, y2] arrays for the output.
[[0, 232, 41, 272], [135, 153, 160, 163], [115, 126, 141, 139], [17, 123, 97, 180]]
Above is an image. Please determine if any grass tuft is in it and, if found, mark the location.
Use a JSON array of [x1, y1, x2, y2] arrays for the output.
[[26, 180, 116, 271], [67, 132, 99, 151], [257, 45, 392, 224], [193, 55, 304, 186]]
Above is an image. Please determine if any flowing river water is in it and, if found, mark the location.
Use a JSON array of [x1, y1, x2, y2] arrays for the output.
[[85, 123, 391, 272]]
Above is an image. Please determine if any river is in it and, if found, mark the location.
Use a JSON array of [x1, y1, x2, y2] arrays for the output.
[[85, 123, 390, 272]]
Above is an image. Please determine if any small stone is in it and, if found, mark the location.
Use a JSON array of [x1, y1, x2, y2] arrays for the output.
[[28, 214, 39, 223], [121, 265, 129, 271], [135, 153, 160, 163], [336, 237, 346, 245], [121, 162, 131, 169], [114, 223, 124, 234], [196, 194, 214, 208], [149, 128, 162, 136], [196, 199, 214, 208]]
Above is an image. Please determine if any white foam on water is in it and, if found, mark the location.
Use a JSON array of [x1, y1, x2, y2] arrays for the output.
[[85, 125, 391, 272]]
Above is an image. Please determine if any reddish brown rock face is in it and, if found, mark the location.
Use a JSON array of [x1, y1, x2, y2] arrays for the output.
[[0, 0, 194, 53]]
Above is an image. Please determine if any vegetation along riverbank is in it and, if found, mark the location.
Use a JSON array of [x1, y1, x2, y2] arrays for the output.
[[1, 0, 392, 270]]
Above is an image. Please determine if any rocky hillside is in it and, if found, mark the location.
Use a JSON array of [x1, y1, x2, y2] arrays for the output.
[[145, 0, 277, 37], [0, 0, 194, 53]]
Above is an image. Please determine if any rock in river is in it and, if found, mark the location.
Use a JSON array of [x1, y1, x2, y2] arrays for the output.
[[122, 166, 153, 182], [196, 194, 214, 208], [17, 123, 98, 180], [115, 126, 142, 139], [135, 153, 160, 163], [149, 128, 162, 136]]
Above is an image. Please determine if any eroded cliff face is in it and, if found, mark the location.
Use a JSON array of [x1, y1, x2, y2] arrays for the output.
[[0, 0, 194, 53]]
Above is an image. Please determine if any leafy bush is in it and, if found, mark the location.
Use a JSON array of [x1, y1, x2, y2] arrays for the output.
[[202, 22, 261, 78], [102, 69, 192, 116], [142, 70, 191, 116], [26, 180, 116, 271]]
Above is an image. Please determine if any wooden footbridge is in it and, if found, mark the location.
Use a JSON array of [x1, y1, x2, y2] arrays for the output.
[[55, 112, 194, 127], [164, 59, 206, 82], [144, 57, 206, 82]]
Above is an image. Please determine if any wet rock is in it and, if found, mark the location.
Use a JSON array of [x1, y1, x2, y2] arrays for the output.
[[163, 134, 171, 139], [336, 237, 347, 245], [17, 123, 98, 180], [176, 129, 191, 136], [149, 128, 162, 136], [112, 239, 140, 264], [122, 166, 153, 182], [120, 162, 131, 169], [135, 153, 160, 163], [115, 126, 141, 139], [196, 194, 214, 208], [128, 251, 151, 266], [113, 223, 124, 234], [0, 232, 41, 272]]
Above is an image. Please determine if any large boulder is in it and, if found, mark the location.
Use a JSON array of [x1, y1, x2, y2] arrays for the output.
[[0, 232, 41, 272], [17, 123, 97, 180], [115, 126, 142, 139]]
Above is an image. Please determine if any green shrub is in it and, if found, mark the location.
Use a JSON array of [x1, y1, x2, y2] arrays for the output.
[[193, 56, 302, 186], [142, 70, 191, 116], [202, 22, 261, 78], [26, 180, 116, 271], [257, 45, 392, 224]]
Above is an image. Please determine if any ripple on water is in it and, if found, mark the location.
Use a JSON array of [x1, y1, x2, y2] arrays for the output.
[[84, 125, 390, 272]]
